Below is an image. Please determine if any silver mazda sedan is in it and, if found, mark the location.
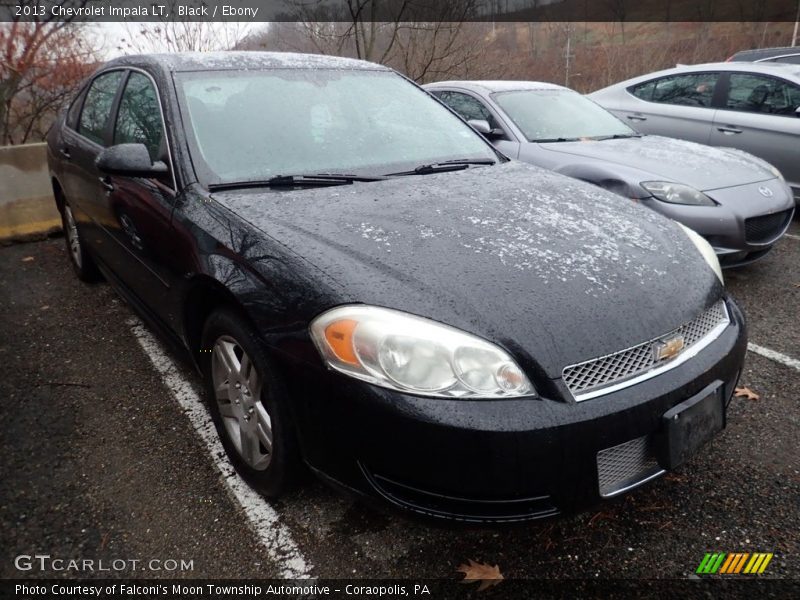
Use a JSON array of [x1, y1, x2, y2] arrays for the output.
[[426, 80, 795, 267], [588, 62, 800, 205]]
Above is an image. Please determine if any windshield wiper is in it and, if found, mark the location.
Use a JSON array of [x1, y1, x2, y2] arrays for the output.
[[208, 173, 385, 191], [386, 159, 497, 176], [588, 133, 643, 141], [533, 137, 581, 143]]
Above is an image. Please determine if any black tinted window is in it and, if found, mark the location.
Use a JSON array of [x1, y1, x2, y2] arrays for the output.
[[78, 71, 123, 145], [726, 73, 800, 116], [114, 72, 164, 161], [771, 55, 800, 64], [66, 87, 87, 130], [639, 73, 719, 107], [434, 91, 499, 128], [629, 80, 657, 101]]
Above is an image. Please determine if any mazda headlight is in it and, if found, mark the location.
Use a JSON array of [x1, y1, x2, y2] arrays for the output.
[[310, 305, 535, 398], [641, 181, 716, 206], [768, 164, 785, 183], [676, 223, 723, 284]]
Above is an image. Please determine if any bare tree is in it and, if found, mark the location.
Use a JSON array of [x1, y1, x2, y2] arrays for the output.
[[118, 1, 249, 53], [264, 0, 496, 82], [1, 7, 97, 145]]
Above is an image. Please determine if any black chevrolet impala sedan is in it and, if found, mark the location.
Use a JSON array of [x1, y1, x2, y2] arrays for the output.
[[47, 52, 746, 523]]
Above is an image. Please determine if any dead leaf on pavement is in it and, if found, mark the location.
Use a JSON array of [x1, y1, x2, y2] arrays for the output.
[[457, 559, 503, 592], [735, 386, 760, 401], [21, 256, 34, 262]]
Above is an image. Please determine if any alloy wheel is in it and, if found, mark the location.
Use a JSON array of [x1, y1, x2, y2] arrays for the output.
[[211, 335, 273, 471], [64, 205, 82, 269]]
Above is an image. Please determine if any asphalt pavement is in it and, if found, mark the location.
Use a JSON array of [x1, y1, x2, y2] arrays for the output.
[[1, 221, 798, 585]]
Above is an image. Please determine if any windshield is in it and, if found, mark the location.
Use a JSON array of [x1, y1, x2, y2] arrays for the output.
[[493, 89, 636, 142], [176, 69, 497, 184]]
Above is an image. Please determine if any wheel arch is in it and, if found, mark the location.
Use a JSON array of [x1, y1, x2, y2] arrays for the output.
[[51, 176, 65, 214], [555, 164, 646, 199], [181, 275, 252, 363]]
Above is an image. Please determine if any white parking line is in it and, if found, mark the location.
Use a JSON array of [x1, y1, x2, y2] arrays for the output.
[[785, 233, 800, 241], [127, 318, 313, 579], [748, 343, 800, 373]]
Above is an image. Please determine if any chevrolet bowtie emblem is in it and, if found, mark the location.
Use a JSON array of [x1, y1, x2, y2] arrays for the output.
[[653, 334, 685, 362]]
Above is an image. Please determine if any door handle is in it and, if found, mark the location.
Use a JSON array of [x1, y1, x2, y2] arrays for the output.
[[99, 176, 114, 192], [59, 147, 71, 159], [716, 126, 742, 134], [626, 114, 647, 121]]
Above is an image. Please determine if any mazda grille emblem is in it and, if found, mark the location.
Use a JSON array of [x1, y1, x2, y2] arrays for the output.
[[758, 186, 773, 198]]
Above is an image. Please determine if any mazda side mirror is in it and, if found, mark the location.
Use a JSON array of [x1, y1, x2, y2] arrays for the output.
[[467, 119, 504, 140], [96, 143, 168, 177]]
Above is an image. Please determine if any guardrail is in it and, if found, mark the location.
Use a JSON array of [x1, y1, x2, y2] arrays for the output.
[[0, 142, 60, 243]]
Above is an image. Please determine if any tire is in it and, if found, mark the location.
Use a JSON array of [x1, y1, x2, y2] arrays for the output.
[[60, 199, 101, 282], [201, 308, 300, 496]]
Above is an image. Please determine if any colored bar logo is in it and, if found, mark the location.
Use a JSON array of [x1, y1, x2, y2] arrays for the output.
[[696, 552, 773, 574]]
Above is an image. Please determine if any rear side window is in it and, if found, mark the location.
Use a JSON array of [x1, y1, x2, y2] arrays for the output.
[[726, 73, 800, 116], [630, 73, 718, 107], [113, 72, 165, 161], [770, 55, 800, 65], [78, 71, 123, 145]]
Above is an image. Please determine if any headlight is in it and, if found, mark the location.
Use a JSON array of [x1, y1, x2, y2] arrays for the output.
[[641, 181, 716, 206], [676, 222, 723, 284], [768, 164, 785, 183], [310, 305, 535, 398]]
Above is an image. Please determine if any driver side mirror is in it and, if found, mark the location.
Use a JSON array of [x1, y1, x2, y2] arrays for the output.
[[796, 106, 800, 117], [467, 119, 505, 140], [96, 143, 168, 177]]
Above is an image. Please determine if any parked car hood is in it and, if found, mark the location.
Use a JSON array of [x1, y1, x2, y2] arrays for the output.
[[538, 135, 775, 191], [212, 161, 722, 380]]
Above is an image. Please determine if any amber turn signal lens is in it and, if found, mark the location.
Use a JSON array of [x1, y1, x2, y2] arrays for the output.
[[324, 319, 359, 365]]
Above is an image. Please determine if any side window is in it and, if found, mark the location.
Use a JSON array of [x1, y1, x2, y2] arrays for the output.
[[726, 73, 800, 116], [78, 71, 123, 145], [434, 91, 499, 128], [629, 80, 656, 101], [113, 72, 165, 161], [66, 86, 87, 130], [645, 73, 719, 107]]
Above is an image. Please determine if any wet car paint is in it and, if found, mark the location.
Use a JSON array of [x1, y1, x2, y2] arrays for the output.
[[46, 52, 745, 522]]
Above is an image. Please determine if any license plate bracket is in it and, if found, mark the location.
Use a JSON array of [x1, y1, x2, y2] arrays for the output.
[[657, 381, 725, 470]]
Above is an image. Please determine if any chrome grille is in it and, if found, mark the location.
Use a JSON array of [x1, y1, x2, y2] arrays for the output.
[[563, 301, 729, 401], [744, 209, 793, 244], [597, 435, 663, 498]]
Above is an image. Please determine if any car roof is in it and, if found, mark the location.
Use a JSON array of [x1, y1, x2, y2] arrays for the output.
[[103, 51, 388, 73], [618, 61, 800, 85], [424, 80, 569, 93]]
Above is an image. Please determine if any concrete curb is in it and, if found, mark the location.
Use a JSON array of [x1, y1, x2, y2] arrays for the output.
[[0, 143, 61, 244]]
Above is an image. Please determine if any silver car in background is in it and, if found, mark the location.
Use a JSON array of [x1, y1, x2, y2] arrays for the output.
[[588, 62, 800, 204], [425, 80, 795, 268]]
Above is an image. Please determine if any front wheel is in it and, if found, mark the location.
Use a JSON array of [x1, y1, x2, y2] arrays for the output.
[[201, 309, 300, 496]]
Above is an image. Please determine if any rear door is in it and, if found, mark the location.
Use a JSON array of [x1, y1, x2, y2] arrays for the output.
[[710, 72, 800, 197], [619, 72, 720, 143]]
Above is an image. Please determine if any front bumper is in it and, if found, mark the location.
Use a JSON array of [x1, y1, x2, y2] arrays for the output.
[[642, 178, 795, 268], [279, 298, 747, 523]]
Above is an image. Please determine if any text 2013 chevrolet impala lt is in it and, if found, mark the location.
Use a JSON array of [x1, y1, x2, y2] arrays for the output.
[[47, 53, 746, 523]]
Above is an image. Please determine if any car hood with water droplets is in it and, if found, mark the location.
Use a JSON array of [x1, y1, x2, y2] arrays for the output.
[[538, 135, 774, 191], [212, 161, 722, 380]]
